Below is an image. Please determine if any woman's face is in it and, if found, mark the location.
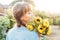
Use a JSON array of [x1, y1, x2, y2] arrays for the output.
[[21, 11, 35, 23]]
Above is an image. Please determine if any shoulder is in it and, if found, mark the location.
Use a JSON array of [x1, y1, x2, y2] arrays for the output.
[[7, 27, 16, 36], [28, 31, 37, 35], [8, 28, 15, 33], [25, 30, 39, 40], [7, 26, 18, 34], [6, 28, 15, 40], [29, 31, 38, 37]]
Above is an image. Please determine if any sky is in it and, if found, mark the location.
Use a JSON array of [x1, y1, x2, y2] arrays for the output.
[[34, 0, 60, 14], [0, 0, 14, 5], [0, 0, 60, 15]]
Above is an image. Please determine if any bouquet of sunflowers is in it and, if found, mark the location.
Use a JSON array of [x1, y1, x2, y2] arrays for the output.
[[26, 17, 51, 35]]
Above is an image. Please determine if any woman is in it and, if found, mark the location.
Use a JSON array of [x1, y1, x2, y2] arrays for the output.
[[6, 2, 39, 40]]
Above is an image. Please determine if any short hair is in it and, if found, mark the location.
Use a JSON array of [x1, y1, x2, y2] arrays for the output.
[[12, 2, 32, 27]]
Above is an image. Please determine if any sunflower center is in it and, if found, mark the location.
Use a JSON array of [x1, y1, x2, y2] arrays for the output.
[[43, 26, 45, 28], [37, 19, 40, 22], [40, 28, 43, 30]]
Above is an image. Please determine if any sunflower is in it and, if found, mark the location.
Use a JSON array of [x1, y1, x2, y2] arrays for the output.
[[26, 24, 33, 30], [43, 19, 49, 27], [47, 27, 51, 35], [34, 17, 42, 24], [37, 24, 45, 34]]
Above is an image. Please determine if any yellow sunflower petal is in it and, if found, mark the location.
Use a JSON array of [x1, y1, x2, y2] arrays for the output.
[[43, 19, 49, 27], [47, 27, 51, 35], [26, 25, 33, 30], [34, 17, 42, 24], [37, 25, 45, 34]]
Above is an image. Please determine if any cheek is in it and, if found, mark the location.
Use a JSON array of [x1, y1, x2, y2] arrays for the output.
[[22, 16, 29, 22]]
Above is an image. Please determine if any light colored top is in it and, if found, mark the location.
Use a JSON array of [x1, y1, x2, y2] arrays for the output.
[[6, 26, 39, 40]]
